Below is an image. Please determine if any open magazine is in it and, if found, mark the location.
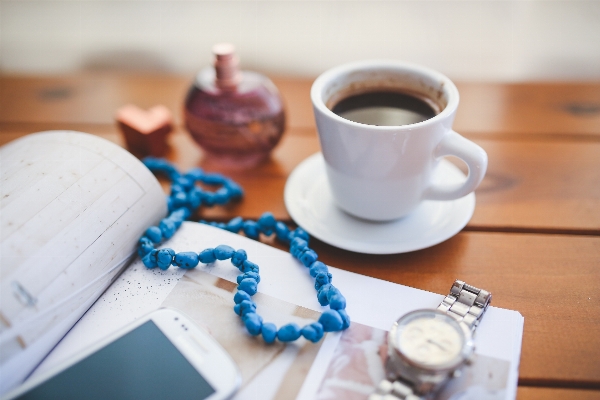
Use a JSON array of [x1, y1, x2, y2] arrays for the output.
[[0, 132, 524, 399], [0, 131, 166, 393]]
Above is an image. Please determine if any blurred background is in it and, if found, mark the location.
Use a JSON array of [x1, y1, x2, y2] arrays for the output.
[[2, 0, 599, 81]]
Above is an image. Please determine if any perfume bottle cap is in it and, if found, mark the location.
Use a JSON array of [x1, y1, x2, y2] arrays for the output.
[[213, 43, 241, 90]]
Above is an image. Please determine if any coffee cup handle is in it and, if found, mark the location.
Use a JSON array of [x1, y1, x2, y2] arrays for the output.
[[423, 130, 488, 201]]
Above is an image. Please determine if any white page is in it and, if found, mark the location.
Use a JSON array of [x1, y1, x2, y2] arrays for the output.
[[35, 222, 523, 399], [0, 131, 166, 394]]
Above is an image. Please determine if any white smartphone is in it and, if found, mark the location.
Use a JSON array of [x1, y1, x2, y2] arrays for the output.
[[3, 308, 241, 400]]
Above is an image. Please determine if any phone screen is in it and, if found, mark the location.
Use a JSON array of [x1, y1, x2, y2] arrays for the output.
[[16, 321, 216, 400]]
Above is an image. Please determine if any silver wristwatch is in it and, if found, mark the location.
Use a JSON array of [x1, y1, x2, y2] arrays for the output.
[[370, 280, 492, 400]]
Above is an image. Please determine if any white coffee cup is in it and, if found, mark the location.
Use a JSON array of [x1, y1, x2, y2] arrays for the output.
[[311, 60, 488, 221]]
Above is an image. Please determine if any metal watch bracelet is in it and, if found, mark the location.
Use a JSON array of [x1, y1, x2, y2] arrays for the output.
[[436, 280, 492, 331], [369, 280, 492, 400]]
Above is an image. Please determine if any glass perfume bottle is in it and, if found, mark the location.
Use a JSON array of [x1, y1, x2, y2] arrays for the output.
[[184, 43, 286, 167]]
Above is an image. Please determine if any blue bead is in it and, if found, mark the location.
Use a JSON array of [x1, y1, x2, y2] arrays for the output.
[[143, 157, 180, 180], [175, 176, 193, 190], [329, 292, 346, 310], [174, 215, 186, 229], [138, 237, 154, 257], [202, 173, 227, 185], [257, 212, 276, 235], [170, 208, 190, 220], [142, 250, 158, 269], [234, 300, 256, 316], [171, 191, 187, 209], [290, 227, 309, 242], [214, 244, 235, 260], [156, 248, 175, 270], [171, 184, 184, 194], [275, 222, 290, 242], [236, 272, 260, 284], [290, 238, 308, 258], [233, 291, 252, 304], [168, 171, 181, 181], [242, 313, 263, 336], [225, 181, 243, 199], [241, 260, 259, 273], [290, 247, 300, 259], [314, 272, 333, 290], [277, 323, 301, 342], [137, 245, 152, 258], [202, 192, 216, 206], [301, 322, 324, 343], [243, 221, 260, 240], [261, 323, 277, 344], [183, 208, 192, 219], [173, 252, 199, 269], [166, 196, 174, 212], [317, 284, 332, 306], [159, 219, 176, 239], [290, 237, 307, 252], [214, 187, 230, 204], [145, 226, 162, 243], [319, 310, 344, 332], [309, 261, 328, 278], [300, 249, 318, 267], [233, 303, 241, 315], [337, 309, 351, 330], [326, 285, 342, 302], [185, 168, 204, 180], [188, 188, 202, 209], [231, 249, 247, 267], [238, 278, 258, 296], [198, 248, 217, 264], [170, 207, 186, 218], [226, 217, 243, 233]]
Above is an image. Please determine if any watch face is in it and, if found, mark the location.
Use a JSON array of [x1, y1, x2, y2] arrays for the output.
[[391, 310, 468, 371]]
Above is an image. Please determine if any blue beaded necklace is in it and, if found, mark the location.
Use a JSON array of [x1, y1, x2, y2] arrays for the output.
[[138, 158, 350, 344]]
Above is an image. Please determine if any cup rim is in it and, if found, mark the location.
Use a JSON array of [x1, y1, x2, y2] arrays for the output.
[[311, 60, 459, 131]]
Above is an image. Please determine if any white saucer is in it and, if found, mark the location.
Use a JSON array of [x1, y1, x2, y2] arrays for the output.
[[284, 153, 475, 254]]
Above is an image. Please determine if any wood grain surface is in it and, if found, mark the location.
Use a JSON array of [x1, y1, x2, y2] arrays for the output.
[[2, 75, 600, 137], [517, 387, 600, 400], [1, 74, 599, 398]]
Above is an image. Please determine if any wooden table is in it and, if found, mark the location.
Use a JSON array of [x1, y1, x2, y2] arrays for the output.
[[1, 73, 599, 399]]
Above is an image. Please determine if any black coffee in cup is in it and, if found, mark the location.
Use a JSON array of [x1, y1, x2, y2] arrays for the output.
[[331, 90, 440, 126]]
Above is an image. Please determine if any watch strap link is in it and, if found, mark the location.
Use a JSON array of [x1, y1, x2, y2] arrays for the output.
[[437, 280, 492, 330], [368, 379, 421, 400]]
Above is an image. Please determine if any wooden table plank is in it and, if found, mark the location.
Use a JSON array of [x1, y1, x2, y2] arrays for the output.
[[518, 387, 600, 400], [309, 231, 600, 386], [455, 83, 600, 138], [469, 137, 600, 234], [0, 74, 191, 126], [2, 75, 600, 138]]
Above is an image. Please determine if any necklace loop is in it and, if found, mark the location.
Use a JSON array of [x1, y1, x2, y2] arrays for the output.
[[138, 158, 350, 343]]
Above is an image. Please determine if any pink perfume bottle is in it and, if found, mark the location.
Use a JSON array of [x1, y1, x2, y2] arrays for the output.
[[184, 43, 286, 167]]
